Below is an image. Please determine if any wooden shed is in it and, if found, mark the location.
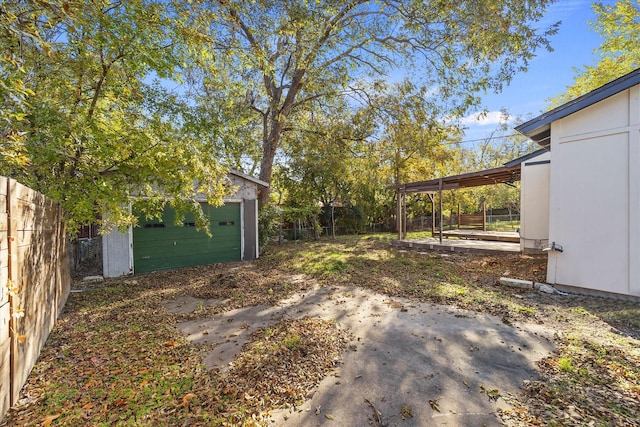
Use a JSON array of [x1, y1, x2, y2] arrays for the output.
[[102, 170, 268, 277], [516, 68, 640, 298]]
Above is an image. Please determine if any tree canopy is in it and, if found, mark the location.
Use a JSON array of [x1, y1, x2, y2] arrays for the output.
[[184, 0, 559, 204], [0, 1, 230, 231], [551, 0, 640, 106], [1, 0, 561, 234]]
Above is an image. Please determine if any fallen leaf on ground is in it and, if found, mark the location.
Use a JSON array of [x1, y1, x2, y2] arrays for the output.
[[365, 398, 382, 426], [182, 393, 197, 406], [113, 398, 127, 407], [42, 414, 61, 426]]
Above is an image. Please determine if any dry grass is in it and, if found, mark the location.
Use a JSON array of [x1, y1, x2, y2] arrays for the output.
[[2, 234, 639, 426]]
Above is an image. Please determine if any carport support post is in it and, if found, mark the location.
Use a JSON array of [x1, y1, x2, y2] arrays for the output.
[[402, 192, 407, 238], [396, 187, 406, 240], [438, 179, 443, 244], [278, 208, 283, 243], [427, 193, 435, 236], [396, 189, 401, 240], [482, 202, 487, 231]]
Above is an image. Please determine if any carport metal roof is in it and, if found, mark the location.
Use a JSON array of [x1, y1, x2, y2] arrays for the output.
[[390, 148, 546, 194], [393, 164, 521, 194]]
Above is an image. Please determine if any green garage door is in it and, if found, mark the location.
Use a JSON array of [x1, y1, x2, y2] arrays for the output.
[[133, 203, 241, 274]]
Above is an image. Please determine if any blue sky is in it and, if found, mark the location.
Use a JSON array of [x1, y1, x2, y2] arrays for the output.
[[462, 0, 614, 141]]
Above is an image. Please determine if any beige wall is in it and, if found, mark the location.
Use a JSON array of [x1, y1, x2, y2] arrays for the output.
[[520, 151, 551, 252], [547, 85, 640, 297]]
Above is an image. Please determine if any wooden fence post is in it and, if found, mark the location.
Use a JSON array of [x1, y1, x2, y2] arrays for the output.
[[6, 179, 18, 408], [0, 177, 11, 417]]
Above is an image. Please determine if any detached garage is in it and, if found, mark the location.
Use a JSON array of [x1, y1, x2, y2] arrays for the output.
[[102, 170, 268, 277], [133, 203, 242, 274]]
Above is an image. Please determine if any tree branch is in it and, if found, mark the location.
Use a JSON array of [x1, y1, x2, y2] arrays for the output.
[[218, 0, 277, 101]]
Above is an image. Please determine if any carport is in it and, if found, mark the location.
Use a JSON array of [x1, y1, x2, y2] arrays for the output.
[[390, 149, 546, 244]]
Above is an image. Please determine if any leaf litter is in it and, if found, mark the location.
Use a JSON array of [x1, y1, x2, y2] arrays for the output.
[[1, 234, 640, 426], [214, 317, 352, 423]]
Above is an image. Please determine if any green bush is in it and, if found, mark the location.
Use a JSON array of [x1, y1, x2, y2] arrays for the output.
[[258, 204, 280, 247]]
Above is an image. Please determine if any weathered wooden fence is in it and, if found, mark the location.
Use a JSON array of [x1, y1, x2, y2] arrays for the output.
[[0, 177, 70, 420], [456, 203, 487, 230]]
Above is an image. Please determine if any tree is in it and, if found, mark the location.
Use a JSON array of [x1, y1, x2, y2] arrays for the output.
[[277, 98, 370, 236], [0, 1, 231, 231], [186, 0, 559, 205], [349, 79, 461, 231], [181, 69, 264, 175], [0, 0, 56, 166], [363, 80, 459, 186], [551, 0, 640, 106], [449, 114, 535, 216]]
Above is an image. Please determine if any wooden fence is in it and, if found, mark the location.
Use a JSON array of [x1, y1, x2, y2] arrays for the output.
[[457, 203, 487, 231], [0, 177, 70, 421]]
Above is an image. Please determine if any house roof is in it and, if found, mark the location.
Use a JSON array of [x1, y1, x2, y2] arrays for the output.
[[515, 67, 640, 149], [503, 148, 548, 167], [390, 149, 546, 194]]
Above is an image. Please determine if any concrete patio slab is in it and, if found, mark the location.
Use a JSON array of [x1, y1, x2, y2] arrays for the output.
[[164, 285, 555, 426], [392, 238, 521, 254]]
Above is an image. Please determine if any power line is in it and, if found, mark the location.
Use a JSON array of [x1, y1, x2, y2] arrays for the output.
[[444, 132, 526, 146], [278, 131, 531, 160]]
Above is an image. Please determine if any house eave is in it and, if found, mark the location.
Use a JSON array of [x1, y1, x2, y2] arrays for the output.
[[515, 67, 640, 147]]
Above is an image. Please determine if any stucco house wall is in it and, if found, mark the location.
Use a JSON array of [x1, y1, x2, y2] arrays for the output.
[[516, 69, 640, 298], [547, 85, 640, 297], [519, 150, 550, 253]]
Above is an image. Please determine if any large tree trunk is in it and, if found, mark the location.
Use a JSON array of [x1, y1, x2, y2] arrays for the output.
[[258, 118, 283, 206], [257, 69, 305, 206]]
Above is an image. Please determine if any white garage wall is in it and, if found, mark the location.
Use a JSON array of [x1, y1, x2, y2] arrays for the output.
[[102, 226, 133, 278]]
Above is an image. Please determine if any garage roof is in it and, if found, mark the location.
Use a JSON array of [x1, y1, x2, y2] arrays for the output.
[[515, 68, 640, 149], [229, 169, 269, 187]]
